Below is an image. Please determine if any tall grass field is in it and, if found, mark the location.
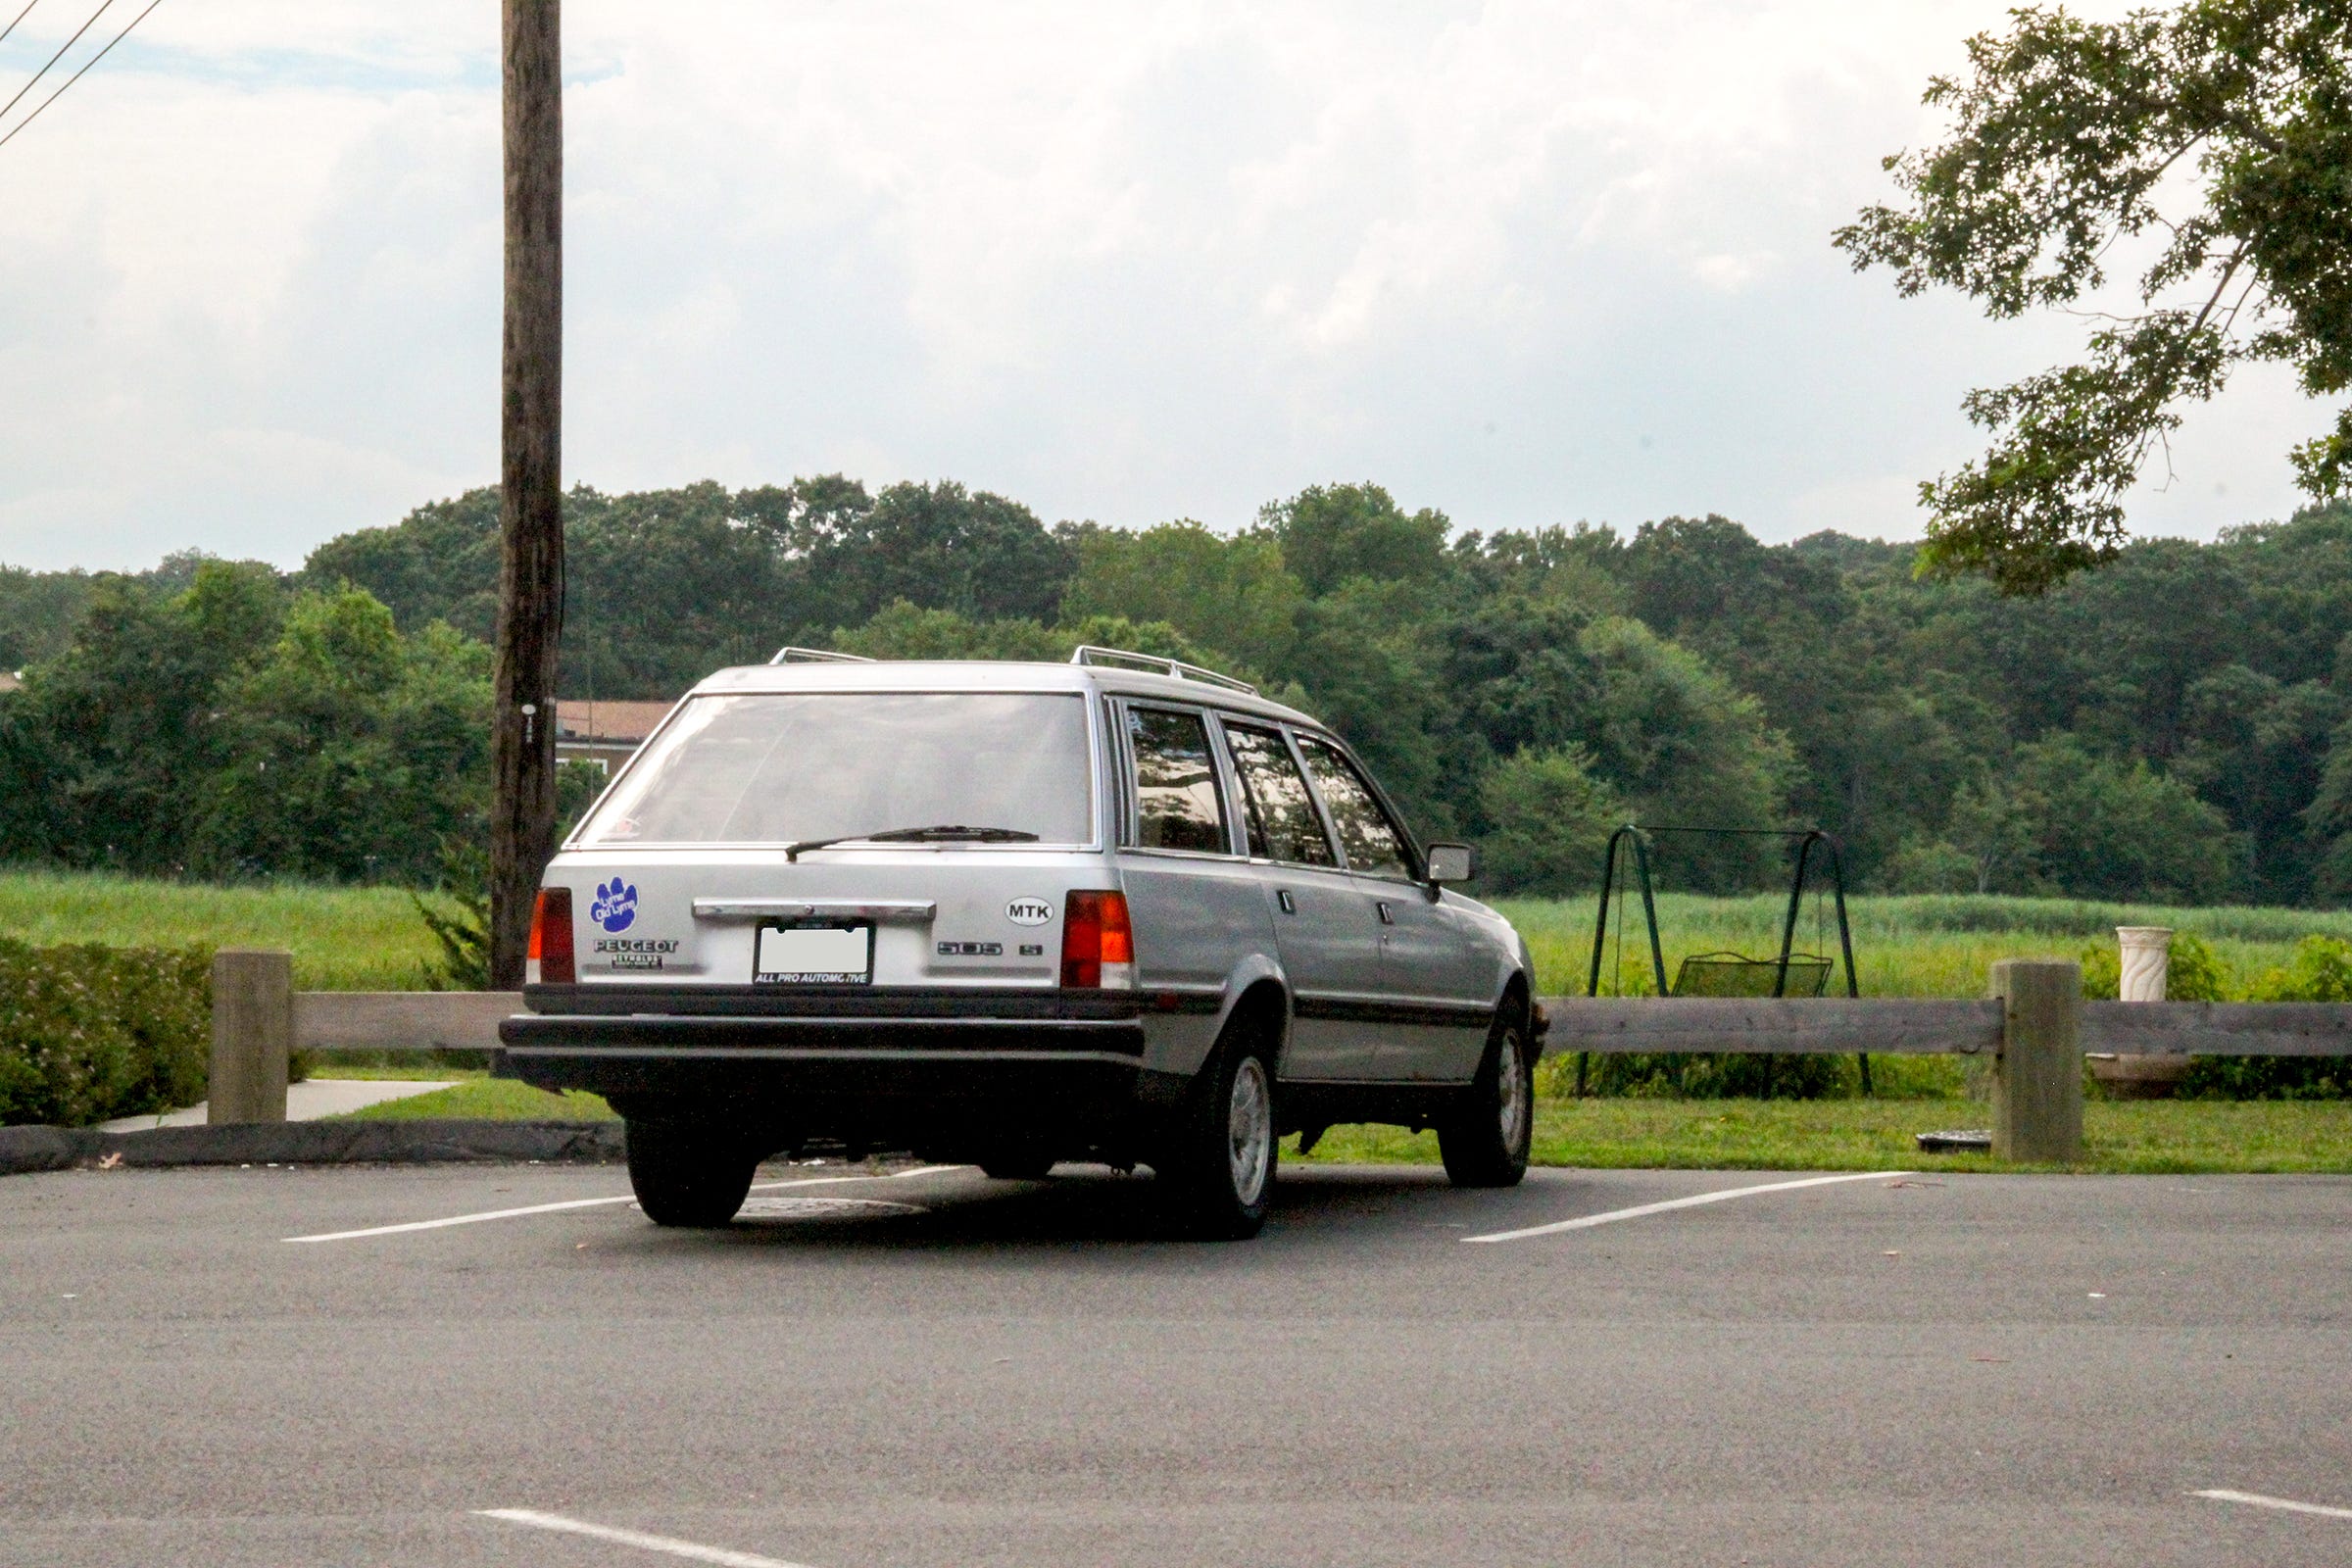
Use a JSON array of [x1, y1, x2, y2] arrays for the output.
[[0, 870, 440, 990], [12, 869, 2352, 1001], [1494, 890, 2352, 1004]]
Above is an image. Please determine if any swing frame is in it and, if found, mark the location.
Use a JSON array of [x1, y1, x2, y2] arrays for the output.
[[1579, 823, 1869, 1095]]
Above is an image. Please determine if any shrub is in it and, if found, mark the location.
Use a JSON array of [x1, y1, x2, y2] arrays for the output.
[[2184, 936, 2352, 1099], [0, 940, 211, 1126], [2080, 930, 2231, 1002]]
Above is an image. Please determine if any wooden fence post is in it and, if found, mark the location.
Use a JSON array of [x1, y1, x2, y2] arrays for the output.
[[210, 949, 292, 1124], [1989, 958, 2082, 1162]]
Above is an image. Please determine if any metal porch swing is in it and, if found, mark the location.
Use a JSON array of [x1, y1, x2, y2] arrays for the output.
[[1579, 824, 1869, 1097]]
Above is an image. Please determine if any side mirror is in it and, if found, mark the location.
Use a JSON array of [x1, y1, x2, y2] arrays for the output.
[[1425, 842, 1475, 886]]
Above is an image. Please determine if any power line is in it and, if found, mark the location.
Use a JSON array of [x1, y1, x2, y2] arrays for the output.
[[0, 0, 112, 127], [0, 0, 159, 152], [0, 1, 42, 51]]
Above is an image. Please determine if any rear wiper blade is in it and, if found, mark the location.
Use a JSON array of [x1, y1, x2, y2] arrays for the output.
[[785, 824, 1040, 860]]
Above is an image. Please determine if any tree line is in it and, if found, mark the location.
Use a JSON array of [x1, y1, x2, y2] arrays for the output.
[[7, 476, 2352, 903]]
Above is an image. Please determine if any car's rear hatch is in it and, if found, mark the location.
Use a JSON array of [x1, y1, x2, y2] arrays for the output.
[[546, 847, 1101, 994], [531, 682, 1113, 1005]]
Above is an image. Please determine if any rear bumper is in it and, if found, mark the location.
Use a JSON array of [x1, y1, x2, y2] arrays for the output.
[[495, 1011, 1152, 1135]]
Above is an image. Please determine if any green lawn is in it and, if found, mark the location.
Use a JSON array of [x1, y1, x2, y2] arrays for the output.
[[333, 1079, 616, 1121], [335, 1079, 2352, 1175], [1298, 1098, 2352, 1175]]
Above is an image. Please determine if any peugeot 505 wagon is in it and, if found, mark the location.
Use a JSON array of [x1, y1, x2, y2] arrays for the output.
[[498, 646, 1543, 1239]]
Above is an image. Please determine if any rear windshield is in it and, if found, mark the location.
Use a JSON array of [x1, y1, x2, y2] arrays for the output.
[[574, 692, 1095, 847]]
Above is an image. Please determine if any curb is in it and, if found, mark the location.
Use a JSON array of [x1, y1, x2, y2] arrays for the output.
[[0, 1119, 625, 1176]]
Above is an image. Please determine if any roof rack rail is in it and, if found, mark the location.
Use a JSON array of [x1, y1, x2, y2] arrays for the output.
[[767, 646, 875, 665], [1070, 645, 1257, 695]]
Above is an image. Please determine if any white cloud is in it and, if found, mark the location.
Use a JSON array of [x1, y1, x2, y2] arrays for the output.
[[0, 0, 2326, 571]]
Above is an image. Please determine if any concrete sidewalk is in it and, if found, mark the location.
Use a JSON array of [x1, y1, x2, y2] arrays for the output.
[[98, 1079, 457, 1133]]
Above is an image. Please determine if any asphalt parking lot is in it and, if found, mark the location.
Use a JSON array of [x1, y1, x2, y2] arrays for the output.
[[3, 1159, 2348, 1568]]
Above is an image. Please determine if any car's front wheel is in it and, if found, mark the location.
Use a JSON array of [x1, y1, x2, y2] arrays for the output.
[[1439, 1009, 1533, 1188], [624, 1120, 759, 1226], [1157, 1026, 1277, 1240]]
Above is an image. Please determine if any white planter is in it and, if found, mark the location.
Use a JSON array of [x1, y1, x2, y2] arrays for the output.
[[2116, 926, 2173, 1003]]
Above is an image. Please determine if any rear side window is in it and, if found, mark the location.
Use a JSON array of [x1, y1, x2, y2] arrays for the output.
[[1127, 706, 1229, 853], [1298, 736, 1413, 880], [1223, 723, 1337, 866]]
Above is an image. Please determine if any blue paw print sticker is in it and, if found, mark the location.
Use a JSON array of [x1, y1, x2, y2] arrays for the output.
[[591, 878, 638, 934]]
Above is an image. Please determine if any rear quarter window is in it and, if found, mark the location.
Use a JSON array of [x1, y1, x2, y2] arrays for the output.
[[1126, 706, 1231, 854]]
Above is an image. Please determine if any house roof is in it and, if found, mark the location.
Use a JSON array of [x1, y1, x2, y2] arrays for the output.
[[555, 699, 674, 745]]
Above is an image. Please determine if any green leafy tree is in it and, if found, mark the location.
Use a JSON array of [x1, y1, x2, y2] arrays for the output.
[[1058, 519, 1304, 673], [1576, 616, 1797, 889], [1275, 578, 1466, 835], [0, 564, 93, 670], [200, 588, 492, 884], [799, 479, 1075, 630], [830, 603, 1064, 662], [1946, 770, 2047, 894], [1254, 482, 1452, 598], [1477, 746, 1625, 895], [301, 487, 503, 641], [0, 563, 285, 871], [1838, 0, 2352, 593], [2013, 733, 2240, 899]]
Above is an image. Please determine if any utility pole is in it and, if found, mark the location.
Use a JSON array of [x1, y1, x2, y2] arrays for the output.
[[490, 0, 563, 987]]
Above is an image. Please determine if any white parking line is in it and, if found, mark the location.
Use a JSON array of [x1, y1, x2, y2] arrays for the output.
[[2193, 1488, 2352, 1521], [281, 1166, 961, 1244], [1461, 1170, 1910, 1244], [477, 1507, 824, 1567]]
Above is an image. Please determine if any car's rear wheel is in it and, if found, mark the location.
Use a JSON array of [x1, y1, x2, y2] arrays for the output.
[[1439, 1010, 1532, 1188], [1157, 1024, 1277, 1240], [624, 1120, 759, 1227]]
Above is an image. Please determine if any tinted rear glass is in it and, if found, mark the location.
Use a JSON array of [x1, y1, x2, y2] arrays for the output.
[[575, 693, 1094, 847], [1128, 706, 1230, 853]]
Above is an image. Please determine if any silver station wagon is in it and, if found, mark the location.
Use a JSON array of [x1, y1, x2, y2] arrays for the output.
[[499, 647, 1544, 1239]]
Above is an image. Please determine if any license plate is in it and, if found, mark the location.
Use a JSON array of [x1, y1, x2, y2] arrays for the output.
[[755, 924, 872, 984]]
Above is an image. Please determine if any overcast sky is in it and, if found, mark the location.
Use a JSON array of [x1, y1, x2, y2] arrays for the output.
[[0, 0, 2329, 573]]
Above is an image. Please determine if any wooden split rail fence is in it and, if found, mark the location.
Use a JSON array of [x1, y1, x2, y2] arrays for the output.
[[210, 950, 2352, 1163]]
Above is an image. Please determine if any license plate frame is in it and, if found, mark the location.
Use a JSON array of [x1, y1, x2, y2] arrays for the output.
[[754, 922, 874, 985]]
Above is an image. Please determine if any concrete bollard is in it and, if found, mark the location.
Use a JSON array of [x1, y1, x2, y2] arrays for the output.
[[1988, 958, 2082, 1162], [209, 949, 292, 1125], [2117, 926, 2173, 1003]]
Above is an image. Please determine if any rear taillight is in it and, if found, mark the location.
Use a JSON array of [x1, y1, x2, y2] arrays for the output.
[[528, 886, 574, 985], [1060, 890, 1135, 990]]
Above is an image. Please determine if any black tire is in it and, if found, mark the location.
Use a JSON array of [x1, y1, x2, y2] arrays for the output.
[[1439, 1010, 1532, 1188], [977, 1153, 1056, 1181], [1156, 1023, 1278, 1240], [624, 1120, 758, 1227]]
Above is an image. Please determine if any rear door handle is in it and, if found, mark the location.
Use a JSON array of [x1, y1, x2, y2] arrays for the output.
[[1276, 889, 1297, 914], [1376, 901, 1396, 925]]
